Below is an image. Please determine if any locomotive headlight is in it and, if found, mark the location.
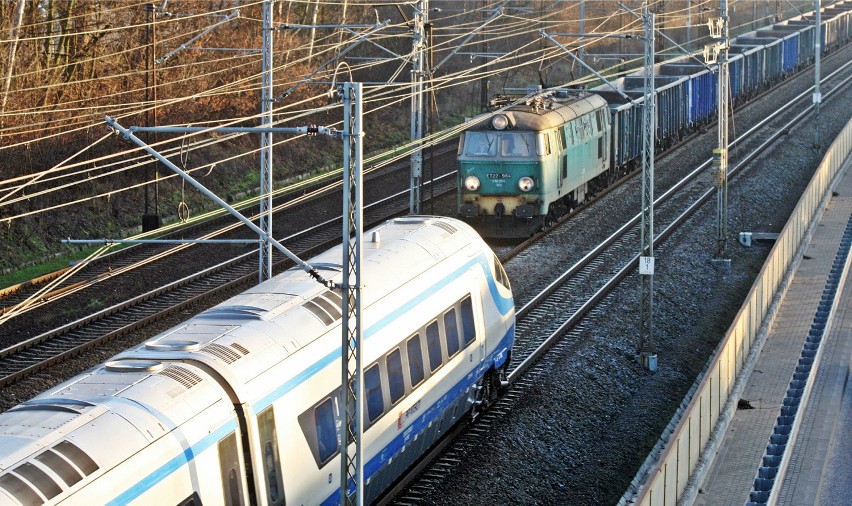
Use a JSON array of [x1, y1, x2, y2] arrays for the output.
[[518, 176, 534, 192], [491, 114, 509, 130], [464, 176, 481, 191]]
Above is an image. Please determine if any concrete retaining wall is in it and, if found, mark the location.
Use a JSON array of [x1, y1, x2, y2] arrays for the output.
[[622, 115, 852, 506]]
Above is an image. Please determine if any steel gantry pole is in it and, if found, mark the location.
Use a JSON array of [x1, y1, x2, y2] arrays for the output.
[[638, 3, 657, 372], [340, 82, 365, 506], [578, 0, 585, 76], [259, 0, 274, 282], [410, 0, 428, 214], [814, 0, 822, 148], [710, 1, 730, 262]]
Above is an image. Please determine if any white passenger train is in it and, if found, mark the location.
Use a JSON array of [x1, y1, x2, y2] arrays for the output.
[[0, 216, 515, 505]]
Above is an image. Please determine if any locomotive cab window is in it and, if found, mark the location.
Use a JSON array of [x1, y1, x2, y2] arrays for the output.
[[536, 133, 551, 156], [463, 131, 497, 156], [500, 132, 533, 157]]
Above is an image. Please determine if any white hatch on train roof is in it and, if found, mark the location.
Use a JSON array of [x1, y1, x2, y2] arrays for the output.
[[0, 402, 109, 469], [199, 292, 305, 322], [156, 323, 236, 339], [0, 399, 104, 441]]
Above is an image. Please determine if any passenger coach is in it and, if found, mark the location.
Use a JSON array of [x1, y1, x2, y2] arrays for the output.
[[0, 216, 515, 506]]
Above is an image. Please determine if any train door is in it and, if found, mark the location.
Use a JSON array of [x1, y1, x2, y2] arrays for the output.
[[218, 432, 249, 506], [557, 128, 568, 192], [257, 407, 285, 506]]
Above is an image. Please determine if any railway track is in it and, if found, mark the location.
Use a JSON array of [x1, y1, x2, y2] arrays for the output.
[[0, 158, 457, 388], [383, 54, 852, 505], [0, 142, 458, 319]]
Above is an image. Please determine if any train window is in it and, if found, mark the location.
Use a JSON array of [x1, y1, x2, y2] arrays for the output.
[[217, 432, 244, 506], [365, 364, 384, 422], [407, 335, 425, 387], [258, 407, 284, 505], [461, 297, 476, 345], [426, 321, 443, 372], [463, 131, 497, 156], [387, 348, 405, 404], [558, 128, 567, 150], [598, 136, 604, 160], [444, 309, 460, 358], [314, 399, 339, 463], [493, 254, 511, 291], [595, 110, 602, 131], [500, 132, 533, 157], [535, 133, 550, 156]]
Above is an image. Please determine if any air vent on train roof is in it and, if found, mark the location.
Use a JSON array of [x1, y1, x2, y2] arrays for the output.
[[303, 289, 343, 326], [158, 365, 203, 389], [145, 340, 201, 352], [432, 221, 458, 234], [200, 305, 266, 320], [105, 360, 164, 373], [394, 216, 432, 224], [0, 441, 100, 506], [199, 343, 249, 364]]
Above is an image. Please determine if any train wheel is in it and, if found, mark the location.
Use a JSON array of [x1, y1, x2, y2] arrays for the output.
[[471, 372, 496, 420]]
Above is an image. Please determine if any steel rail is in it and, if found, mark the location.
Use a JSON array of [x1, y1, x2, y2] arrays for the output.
[[510, 68, 852, 381], [0, 141, 457, 319], [387, 53, 852, 505], [0, 172, 458, 388]]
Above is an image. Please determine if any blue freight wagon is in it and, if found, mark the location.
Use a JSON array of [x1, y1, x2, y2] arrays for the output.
[[735, 36, 784, 84], [621, 74, 689, 148], [729, 44, 766, 99], [655, 63, 717, 126], [823, 6, 852, 44], [727, 53, 746, 103], [757, 28, 814, 73], [778, 20, 820, 62], [586, 89, 643, 171]]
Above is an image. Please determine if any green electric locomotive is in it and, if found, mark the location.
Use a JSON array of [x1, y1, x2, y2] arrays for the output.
[[457, 90, 612, 238]]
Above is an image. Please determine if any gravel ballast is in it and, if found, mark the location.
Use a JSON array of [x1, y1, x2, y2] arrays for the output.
[[417, 53, 852, 505]]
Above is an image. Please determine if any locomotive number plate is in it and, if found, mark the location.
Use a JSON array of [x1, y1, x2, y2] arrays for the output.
[[487, 173, 512, 179]]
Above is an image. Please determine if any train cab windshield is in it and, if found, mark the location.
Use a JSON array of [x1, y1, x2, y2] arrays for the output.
[[463, 131, 536, 158], [499, 132, 534, 157]]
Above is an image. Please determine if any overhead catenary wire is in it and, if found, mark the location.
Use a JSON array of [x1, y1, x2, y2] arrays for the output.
[[0, 0, 750, 225]]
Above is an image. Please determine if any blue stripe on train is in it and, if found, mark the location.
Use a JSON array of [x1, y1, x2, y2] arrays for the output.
[[252, 252, 513, 413], [106, 420, 238, 505], [110, 252, 513, 501], [321, 325, 515, 506]]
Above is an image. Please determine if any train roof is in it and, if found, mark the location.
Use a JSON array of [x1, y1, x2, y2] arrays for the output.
[[0, 217, 494, 500], [467, 91, 608, 132]]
